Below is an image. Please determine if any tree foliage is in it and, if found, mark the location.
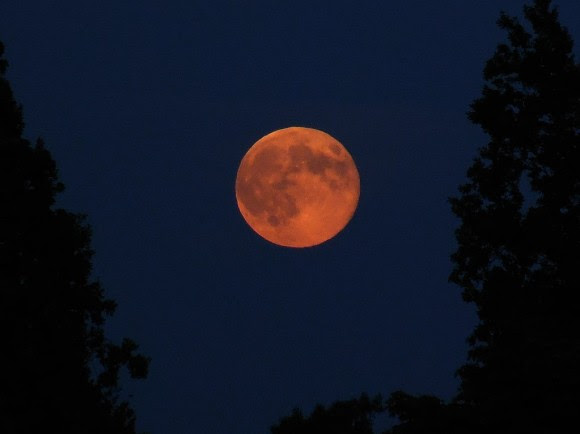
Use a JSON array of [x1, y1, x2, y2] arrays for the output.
[[448, 0, 580, 431], [387, 1, 580, 432], [270, 394, 384, 434], [0, 40, 149, 433]]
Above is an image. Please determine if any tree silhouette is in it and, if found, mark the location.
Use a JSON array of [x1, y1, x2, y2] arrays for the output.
[[388, 1, 580, 432], [448, 0, 580, 431], [270, 1, 580, 432], [270, 394, 384, 434], [0, 41, 149, 433]]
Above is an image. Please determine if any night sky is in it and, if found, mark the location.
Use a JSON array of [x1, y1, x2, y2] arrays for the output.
[[2, 1, 580, 433]]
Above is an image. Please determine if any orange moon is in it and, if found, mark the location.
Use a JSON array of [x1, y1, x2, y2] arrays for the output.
[[235, 127, 360, 248]]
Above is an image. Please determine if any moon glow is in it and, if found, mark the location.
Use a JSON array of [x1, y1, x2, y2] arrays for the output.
[[235, 127, 360, 248]]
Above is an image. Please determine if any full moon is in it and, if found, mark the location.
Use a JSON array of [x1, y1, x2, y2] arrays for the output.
[[235, 127, 360, 248]]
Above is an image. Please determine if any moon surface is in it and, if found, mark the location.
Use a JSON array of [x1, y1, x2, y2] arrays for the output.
[[235, 127, 360, 248]]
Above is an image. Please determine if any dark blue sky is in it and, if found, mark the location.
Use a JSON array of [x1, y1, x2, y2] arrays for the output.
[[2, 1, 580, 433]]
